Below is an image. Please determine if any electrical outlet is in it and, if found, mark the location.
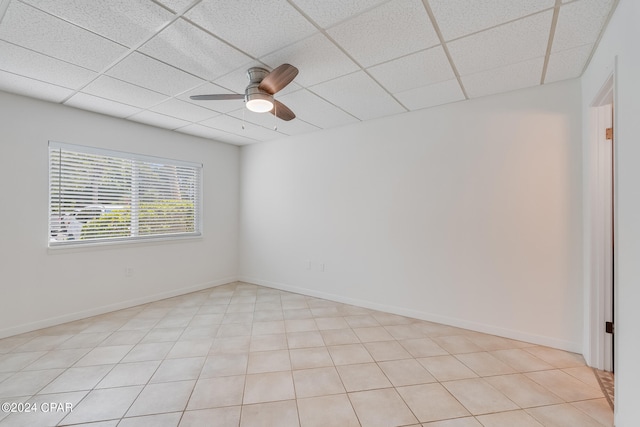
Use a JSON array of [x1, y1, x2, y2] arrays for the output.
[[125, 267, 134, 277], [306, 260, 311, 270], [320, 263, 325, 272]]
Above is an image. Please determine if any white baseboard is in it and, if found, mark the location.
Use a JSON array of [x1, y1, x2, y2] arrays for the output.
[[239, 276, 582, 354], [0, 276, 238, 339]]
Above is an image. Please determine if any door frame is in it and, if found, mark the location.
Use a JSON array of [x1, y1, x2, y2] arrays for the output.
[[585, 64, 617, 372]]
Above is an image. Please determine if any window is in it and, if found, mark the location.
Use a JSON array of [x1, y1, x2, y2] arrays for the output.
[[49, 141, 202, 247]]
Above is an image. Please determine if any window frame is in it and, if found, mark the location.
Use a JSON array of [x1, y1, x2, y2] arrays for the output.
[[48, 141, 203, 248]]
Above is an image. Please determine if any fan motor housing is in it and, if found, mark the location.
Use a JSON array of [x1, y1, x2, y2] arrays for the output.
[[246, 67, 270, 84]]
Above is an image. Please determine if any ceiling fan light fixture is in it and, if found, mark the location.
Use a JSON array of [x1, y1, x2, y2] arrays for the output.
[[246, 97, 273, 113], [190, 64, 297, 120], [245, 87, 274, 113]]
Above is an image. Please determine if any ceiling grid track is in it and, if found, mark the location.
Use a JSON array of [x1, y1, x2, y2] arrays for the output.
[[0, 0, 10, 24], [420, 0, 469, 100], [540, 0, 562, 85]]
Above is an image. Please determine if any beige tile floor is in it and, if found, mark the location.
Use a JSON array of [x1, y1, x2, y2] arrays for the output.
[[0, 282, 613, 427]]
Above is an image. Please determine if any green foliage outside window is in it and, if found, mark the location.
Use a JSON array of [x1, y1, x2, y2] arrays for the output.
[[81, 200, 195, 240]]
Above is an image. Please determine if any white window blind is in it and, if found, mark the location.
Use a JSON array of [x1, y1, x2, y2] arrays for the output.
[[49, 142, 202, 247]]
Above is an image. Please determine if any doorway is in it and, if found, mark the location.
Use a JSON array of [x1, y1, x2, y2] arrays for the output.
[[599, 102, 614, 373], [587, 71, 616, 376]]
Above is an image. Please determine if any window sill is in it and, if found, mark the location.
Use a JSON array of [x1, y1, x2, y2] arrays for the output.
[[47, 233, 203, 253]]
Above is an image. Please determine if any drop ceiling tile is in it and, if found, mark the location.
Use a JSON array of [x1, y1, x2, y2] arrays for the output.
[[212, 61, 269, 93], [552, 0, 615, 52], [545, 44, 593, 84], [429, 0, 555, 41], [179, 82, 244, 113], [448, 10, 552, 76], [328, 0, 439, 67], [274, 81, 302, 97], [227, 108, 276, 129], [20, 0, 174, 47], [261, 33, 359, 87], [128, 111, 191, 130], [83, 76, 169, 109], [277, 89, 359, 129], [140, 18, 253, 81], [0, 40, 97, 89], [291, 0, 388, 28], [151, 98, 220, 122], [106, 52, 204, 96], [201, 114, 286, 142], [177, 123, 258, 145], [0, 1, 127, 72], [65, 93, 142, 118], [367, 46, 454, 94], [0, 71, 74, 103], [185, 0, 317, 57], [228, 106, 321, 136], [273, 117, 322, 136], [462, 57, 544, 98], [310, 71, 405, 121], [395, 79, 465, 111]]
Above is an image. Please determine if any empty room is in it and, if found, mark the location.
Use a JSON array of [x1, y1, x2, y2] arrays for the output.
[[0, 0, 639, 426]]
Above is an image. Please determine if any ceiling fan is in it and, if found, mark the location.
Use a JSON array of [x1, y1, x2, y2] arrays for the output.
[[190, 64, 298, 121]]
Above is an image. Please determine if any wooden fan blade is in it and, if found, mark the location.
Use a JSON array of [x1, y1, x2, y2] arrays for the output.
[[259, 64, 298, 94], [269, 100, 296, 121], [190, 94, 244, 100]]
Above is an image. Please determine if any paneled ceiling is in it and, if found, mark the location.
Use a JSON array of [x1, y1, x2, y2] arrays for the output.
[[0, 0, 617, 145]]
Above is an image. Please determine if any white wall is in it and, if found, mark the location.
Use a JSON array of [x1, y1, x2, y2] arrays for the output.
[[240, 79, 584, 352], [581, 0, 640, 425], [0, 91, 240, 337]]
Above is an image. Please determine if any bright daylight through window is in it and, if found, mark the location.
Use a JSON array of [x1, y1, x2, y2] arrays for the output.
[[48, 142, 202, 247]]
